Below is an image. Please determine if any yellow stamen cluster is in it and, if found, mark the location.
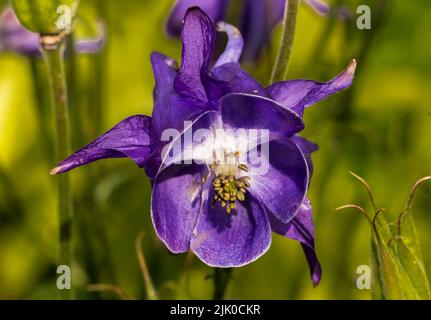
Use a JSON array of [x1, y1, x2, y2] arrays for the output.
[[211, 164, 250, 214]]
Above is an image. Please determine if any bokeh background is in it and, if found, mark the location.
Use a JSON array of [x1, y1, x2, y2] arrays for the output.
[[0, 0, 430, 299]]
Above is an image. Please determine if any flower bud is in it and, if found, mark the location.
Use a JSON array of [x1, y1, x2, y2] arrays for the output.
[[11, 0, 78, 34]]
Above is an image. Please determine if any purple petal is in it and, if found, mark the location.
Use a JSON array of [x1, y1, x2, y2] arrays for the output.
[[265, 0, 286, 29], [212, 62, 267, 95], [336, 6, 354, 21], [148, 109, 219, 179], [158, 110, 219, 173], [51, 115, 151, 174], [248, 139, 308, 224], [213, 21, 244, 68], [240, 0, 285, 60], [150, 51, 180, 140], [191, 191, 271, 267], [74, 22, 106, 53], [149, 52, 217, 177], [151, 52, 199, 141], [221, 93, 304, 139], [269, 197, 322, 286], [151, 164, 208, 253], [174, 7, 228, 102], [149, 51, 177, 160], [267, 59, 356, 116], [166, 0, 229, 37], [239, 0, 268, 61], [0, 9, 40, 56], [304, 0, 329, 15], [291, 135, 318, 179]]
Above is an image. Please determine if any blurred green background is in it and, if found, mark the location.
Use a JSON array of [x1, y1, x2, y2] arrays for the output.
[[0, 0, 430, 299]]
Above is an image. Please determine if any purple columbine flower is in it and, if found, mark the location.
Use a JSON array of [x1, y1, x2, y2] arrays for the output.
[[52, 7, 355, 286], [166, 0, 329, 60], [0, 8, 105, 57]]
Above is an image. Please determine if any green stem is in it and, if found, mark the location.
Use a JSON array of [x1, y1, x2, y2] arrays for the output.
[[136, 232, 158, 300], [269, 0, 299, 84], [41, 35, 74, 299], [93, 0, 108, 136], [213, 268, 232, 300], [30, 58, 54, 159]]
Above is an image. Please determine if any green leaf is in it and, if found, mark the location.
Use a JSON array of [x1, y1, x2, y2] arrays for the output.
[[342, 174, 430, 299], [373, 232, 419, 299], [371, 237, 384, 299], [373, 210, 391, 242], [397, 209, 424, 265], [11, 0, 79, 34], [392, 177, 431, 299], [371, 213, 403, 299], [371, 211, 419, 299], [395, 238, 431, 299], [397, 177, 431, 262]]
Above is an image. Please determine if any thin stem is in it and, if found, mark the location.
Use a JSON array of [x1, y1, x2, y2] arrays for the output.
[[269, 0, 299, 84], [42, 35, 74, 299], [335, 204, 372, 225], [135, 232, 158, 300], [405, 176, 431, 212], [213, 268, 232, 300], [30, 58, 54, 159], [397, 176, 431, 236], [349, 171, 378, 213], [177, 250, 194, 299]]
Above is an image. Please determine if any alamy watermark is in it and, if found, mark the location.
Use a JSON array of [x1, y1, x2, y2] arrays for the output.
[[56, 265, 71, 290], [55, 4, 76, 31], [160, 121, 271, 176], [356, 5, 372, 30], [356, 265, 371, 290]]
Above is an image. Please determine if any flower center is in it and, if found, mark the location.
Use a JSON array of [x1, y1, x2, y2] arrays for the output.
[[209, 151, 250, 214]]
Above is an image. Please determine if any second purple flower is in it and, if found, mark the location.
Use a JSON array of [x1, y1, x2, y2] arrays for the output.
[[166, 0, 329, 60]]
